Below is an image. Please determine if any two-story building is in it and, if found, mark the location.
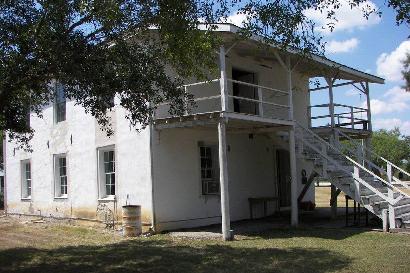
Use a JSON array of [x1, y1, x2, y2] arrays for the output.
[[4, 24, 410, 239]]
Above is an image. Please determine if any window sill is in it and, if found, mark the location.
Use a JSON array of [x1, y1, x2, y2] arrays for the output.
[[21, 197, 32, 201], [201, 193, 220, 197], [98, 196, 116, 202], [54, 195, 68, 200]]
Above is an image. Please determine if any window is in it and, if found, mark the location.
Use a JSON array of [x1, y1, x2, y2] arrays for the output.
[[21, 160, 31, 199], [54, 83, 66, 123], [199, 145, 219, 195], [98, 147, 116, 198], [54, 155, 68, 197]]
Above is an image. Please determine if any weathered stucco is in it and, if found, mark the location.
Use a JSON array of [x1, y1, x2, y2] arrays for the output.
[[5, 46, 315, 231]]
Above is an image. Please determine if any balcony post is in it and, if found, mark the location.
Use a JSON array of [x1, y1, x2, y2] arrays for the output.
[[325, 77, 335, 129], [219, 46, 229, 112], [365, 81, 372, 132], [387, 163, 396, 229], [218, 118, 232, 240], [286, 56, 298, 227]]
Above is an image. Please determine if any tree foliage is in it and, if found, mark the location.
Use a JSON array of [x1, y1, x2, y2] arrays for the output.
[[1, 0, 409, 149], [403, 53, 410, 91], [371, 128, 410, 173]]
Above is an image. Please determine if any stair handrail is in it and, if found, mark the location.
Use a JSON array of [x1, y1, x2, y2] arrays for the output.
[[334, 128, 410, 190], [295, 122, 410, 203], [299, 136, 401, 205]]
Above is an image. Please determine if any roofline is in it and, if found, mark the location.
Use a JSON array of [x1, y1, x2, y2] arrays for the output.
[[199, 23, 384, 84]]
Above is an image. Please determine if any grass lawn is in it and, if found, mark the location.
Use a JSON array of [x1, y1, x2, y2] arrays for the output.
[[0, 217, 409, 273]]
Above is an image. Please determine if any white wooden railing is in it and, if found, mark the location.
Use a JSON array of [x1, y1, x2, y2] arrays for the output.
[[309, 103, 369, 130], [154, 78, 291, 121], [334, 128, 410, 190], [295, 122, 409, 206]]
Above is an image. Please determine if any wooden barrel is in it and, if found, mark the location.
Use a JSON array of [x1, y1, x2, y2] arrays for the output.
[[122, 205, 142, 237]]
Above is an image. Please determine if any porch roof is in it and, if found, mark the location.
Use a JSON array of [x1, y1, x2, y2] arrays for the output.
[[200, 23, 384, 84]]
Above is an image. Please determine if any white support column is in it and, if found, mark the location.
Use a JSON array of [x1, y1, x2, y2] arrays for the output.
[[382, 209, 389, 232], [353, 166, 361, 201], [364, 81, 373, 169], [365, 82, 372, 132], [219, 46, 229, 112], [326, 77, 335, 129], [287, 56, 298, 227], [387, 163, 396, 229], [218, 119, 232, 241], [289, 129, 298, 227]]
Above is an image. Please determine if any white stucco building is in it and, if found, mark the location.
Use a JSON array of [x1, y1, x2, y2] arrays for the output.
[[8, 24, 409, 238]]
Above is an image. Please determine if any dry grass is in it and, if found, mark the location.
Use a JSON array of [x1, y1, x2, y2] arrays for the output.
[[315, 186, 350, 208], [0, 216, 409, 273]]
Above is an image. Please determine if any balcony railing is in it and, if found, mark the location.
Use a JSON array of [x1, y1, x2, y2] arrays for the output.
[[155, 78, 291, 122], [309, 103, 369, 130]]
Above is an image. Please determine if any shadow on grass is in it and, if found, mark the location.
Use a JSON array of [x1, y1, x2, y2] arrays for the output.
[[239, 226, 369, 241], [0, 238, 351, 273]]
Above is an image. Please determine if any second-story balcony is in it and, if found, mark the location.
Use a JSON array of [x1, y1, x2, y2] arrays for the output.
[[154, 77, 293, 130], [309, 103, 370, 131]]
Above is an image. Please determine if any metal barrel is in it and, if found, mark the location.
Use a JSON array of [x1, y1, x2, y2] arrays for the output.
[[122, 205, 142, 237]]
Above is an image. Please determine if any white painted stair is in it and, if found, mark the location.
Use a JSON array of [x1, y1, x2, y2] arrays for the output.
[[295, 123, 410, 229]]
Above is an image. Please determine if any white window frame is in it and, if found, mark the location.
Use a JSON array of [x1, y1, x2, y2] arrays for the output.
[[198, 143, 220, 195], [21, 159, 32, 199], [97, 146, 116, 199], [54, 82, 66, 123], [54, 154, 68, 198]]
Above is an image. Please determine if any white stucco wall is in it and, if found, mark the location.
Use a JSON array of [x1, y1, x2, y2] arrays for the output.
[[152, 128, 278, 231], [5, 45, 316, 230], [5, 101, 153, 222]]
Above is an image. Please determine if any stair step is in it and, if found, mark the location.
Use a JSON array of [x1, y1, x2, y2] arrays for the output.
[[394, 203, 410, 216], [362, 192, 401, 205], [372, 197, 410, 208], [396, 211, 410, 221]]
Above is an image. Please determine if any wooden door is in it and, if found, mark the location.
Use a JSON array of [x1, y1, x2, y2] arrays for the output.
[[276, 149, 291, 207]]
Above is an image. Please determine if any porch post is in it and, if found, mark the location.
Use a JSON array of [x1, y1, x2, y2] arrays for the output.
[[365, 81, 372, 132], [325, 77, 335, 129], [219, 46, 229, 112], [218, 45, 232, 241], [218, 119, 232, 240], [287, 56, 298, 227]]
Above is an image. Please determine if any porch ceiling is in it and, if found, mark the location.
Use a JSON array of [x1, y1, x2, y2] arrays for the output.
[[217, 25, 384, 84]]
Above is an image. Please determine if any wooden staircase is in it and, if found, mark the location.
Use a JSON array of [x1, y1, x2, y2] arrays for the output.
[[295, 123, 410, 229]]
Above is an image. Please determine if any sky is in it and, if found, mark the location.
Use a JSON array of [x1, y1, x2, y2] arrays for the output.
[[227, 0, 410, 134]]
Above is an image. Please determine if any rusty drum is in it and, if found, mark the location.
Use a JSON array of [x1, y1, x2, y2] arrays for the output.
[[122, 205, 142, 237]]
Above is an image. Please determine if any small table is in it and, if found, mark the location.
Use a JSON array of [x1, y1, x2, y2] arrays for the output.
[[248, 197, 279, 219]]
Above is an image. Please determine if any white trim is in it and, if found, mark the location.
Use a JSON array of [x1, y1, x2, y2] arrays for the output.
[[53, 153, 69, 199], [96, 145, 116, 199], [20, 159, 32, 200]]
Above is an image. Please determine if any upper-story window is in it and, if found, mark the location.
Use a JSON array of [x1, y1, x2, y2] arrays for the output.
[[54, 83, 66, 123], [54, 154, 68, 198], [21, 160, 32, 199]]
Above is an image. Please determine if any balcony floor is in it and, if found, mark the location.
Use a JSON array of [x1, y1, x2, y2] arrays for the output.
[[311, 126, 371, 140], [154, 111, 293, 132]]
